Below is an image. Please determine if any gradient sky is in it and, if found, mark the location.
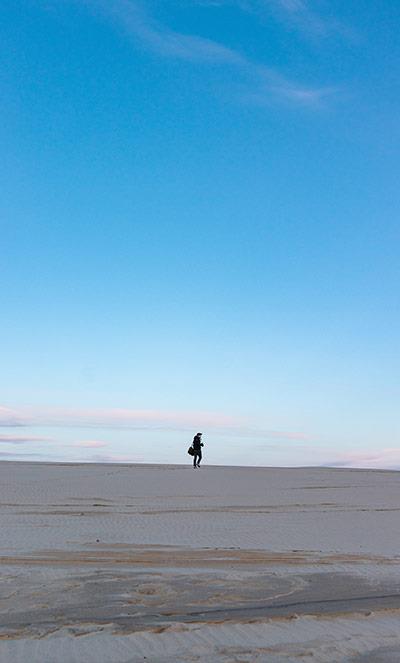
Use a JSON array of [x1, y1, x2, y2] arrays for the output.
[[1, 0, 399, 468]]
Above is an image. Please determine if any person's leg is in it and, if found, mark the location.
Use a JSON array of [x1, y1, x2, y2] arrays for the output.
[[197, 450, 202, 467], [193, 453, 197, 468]]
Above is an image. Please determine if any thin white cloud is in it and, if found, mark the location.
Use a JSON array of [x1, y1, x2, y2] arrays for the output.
[[276, 0, 306, 8], [0, 403, 310, 441], [73, 440, 109, 448], [191, 0, 351, 38], [248, 63, 337, 106], [0, 404, 246, 431], [96, 0, 243, 63], [0, 434, 53, 445], [270, 0, 356, 39], [239, 443, 400, 471], [87, 0, 335, 106], [326, 448, 400, 471], [265, 0, 331, 35], [0, 406, 25, 427]]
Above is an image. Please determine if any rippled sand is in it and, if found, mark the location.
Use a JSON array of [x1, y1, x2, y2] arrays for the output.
[[1, 462, 400, 661]]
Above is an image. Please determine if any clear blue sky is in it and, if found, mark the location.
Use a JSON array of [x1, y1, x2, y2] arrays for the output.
[[1, 0, 399, 467]]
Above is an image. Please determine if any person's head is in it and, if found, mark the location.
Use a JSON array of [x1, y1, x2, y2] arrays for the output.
[[197, 432, 202, 437]]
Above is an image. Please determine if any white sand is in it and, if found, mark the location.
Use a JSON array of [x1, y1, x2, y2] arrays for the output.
[[1, 462, 400, 661]]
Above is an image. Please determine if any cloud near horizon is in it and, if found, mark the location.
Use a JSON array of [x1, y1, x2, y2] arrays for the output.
[[0, 409, 397, 470], [0, 434, 53, 445], [0, 403, 310, 441], [0, 404, 245, 430], [72, 440, 109, 448], [326, 448, 400, 471]]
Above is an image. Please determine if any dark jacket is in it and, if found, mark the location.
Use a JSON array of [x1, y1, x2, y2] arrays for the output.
[[192, 435, 203, 451]]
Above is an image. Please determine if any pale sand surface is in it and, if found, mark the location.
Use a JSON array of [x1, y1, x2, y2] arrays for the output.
[[1, 461, 400, 661]]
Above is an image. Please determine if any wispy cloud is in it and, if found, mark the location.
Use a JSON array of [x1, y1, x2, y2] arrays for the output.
[[95, 0, 243, 63], [272, 0, 357, 40], [0, 406, 396, 469], [87, 0, 335, 106], [187, 0, 351, 38], [0, 406, 25, 427], [0, 434, 53, 445], [0, 403, 310, 441], [0, 403, 246, 431], [236, 440, 400, 471], [73, 440, 109, 448], [327, 448, 400, 471], [263, 0, 336, 36], [247, 63, 337, 106]]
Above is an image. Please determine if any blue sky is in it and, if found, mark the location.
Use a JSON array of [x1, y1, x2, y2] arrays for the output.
[[1, 0, 399, 467]]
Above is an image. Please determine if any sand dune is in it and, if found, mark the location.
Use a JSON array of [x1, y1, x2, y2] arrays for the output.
[[1, 462, 400, 661]]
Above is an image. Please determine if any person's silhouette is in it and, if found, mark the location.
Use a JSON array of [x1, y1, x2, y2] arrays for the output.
[[192, 433, 203, 468]]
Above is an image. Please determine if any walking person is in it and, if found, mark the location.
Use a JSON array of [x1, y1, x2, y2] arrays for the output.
[[192, 432, 204, 468]]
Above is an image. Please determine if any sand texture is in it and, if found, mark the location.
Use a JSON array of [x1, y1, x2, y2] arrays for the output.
[[1, 462, 400, 661]]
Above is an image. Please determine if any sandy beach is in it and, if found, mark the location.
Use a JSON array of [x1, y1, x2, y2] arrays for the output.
[[1, 461, 400, 662]]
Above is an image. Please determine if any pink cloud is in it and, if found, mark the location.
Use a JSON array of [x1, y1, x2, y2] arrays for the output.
[[0, 404, 246, 431], [0, 406, 25, 427], [0, 403, 312, 442], [0, 451, 44, 458], [73, 440, 108, 448], [0, 434, 52, 445], [328, 448, 400, 471]]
